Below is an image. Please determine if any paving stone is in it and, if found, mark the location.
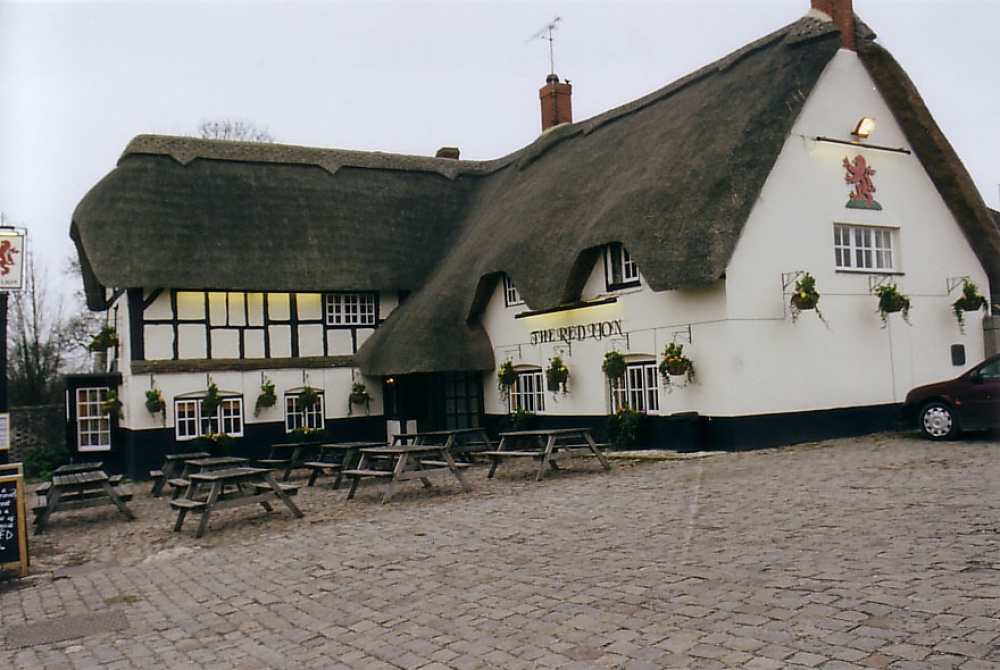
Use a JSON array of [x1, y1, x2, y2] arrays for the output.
[[3, 434, 999, 668]]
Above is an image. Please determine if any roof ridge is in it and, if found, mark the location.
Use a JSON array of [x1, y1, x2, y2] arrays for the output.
[[578, 16, 837, 138], [121, 134, 507, 180]]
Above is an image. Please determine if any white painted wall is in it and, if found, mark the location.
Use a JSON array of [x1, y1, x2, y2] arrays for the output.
[[480, 50, 990, 420]]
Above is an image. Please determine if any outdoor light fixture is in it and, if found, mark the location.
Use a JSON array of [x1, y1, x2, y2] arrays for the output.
[[852, 117, 876, 138]]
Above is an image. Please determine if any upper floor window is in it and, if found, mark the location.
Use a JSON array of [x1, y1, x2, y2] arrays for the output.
[[611, 361, 660, 413], [285, 391, 326, 432], [834, 224, 895, 272], [509, 368, 545, 413], [605, 243, 640, 290], [325, 293, 377, 326], [503, 275, 523, 307], [175, 395, 244, 440]]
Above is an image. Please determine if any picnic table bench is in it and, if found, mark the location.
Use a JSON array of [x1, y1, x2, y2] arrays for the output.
[[170, 467, 303, 538], [303, 441, 384, 488], [344, 444, 472, 504], [482, 428, 611, 482], [32, 463, 135, 534], [150, 452, 211, 497], [164, 456, 249, 498], [259, 442, 323, 481], [392, 427, 494, 462]]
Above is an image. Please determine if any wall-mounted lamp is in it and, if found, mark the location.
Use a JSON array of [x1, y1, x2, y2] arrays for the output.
[[852, 117, 876, 138]]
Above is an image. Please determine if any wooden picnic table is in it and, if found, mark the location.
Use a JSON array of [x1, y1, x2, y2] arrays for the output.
[[165, 456, 249, 498], [259, 442, 323, 481], [392, 427, 494, 462], [150, 452, 212, 497], [482, 428, 612, 482], [343, 444, 472, 504], [53, 462, 105, 475], [170, 467, 304, 538], [303, 442, 385, 488], [32, 465, 135, 534]]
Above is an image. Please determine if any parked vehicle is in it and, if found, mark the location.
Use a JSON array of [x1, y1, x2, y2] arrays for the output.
[[903, 354, 1000, 440]]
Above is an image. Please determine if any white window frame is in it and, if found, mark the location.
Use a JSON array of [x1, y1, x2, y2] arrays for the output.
[[175, 399, 201, 440], [605, 243, 640, 289], [509, 369, 545, 413], [611, 361, 660, 413], [284, 392, 326, 432], [325, 293, 377, 326], [76, 387, 112, 452], [503, 275, 523, 307], [834, 224, 896, 272], [174, 396, 245, 440]]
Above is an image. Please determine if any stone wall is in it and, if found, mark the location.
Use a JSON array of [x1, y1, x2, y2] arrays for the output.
[[8, 404, 64, 462]]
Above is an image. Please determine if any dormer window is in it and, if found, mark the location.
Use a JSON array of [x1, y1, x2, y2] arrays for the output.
[[503, 275, 524, 307], [605, 243, 640, 290]]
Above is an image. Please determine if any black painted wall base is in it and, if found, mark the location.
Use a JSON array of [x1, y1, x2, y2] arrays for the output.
[[485, 403, 905, 453], [97, 416, 386, 481]]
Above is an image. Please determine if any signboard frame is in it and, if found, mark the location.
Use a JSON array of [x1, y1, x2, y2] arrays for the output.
[[0, 470, 28, 578]]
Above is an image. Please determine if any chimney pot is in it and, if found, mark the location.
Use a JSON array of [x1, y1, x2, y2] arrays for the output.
[[436, 147, 460, 160]]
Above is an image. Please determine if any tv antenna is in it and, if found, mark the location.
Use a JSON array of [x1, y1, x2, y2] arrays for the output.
[[527, 16, 561, 74]]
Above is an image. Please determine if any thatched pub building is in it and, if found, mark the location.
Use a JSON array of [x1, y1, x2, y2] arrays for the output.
[[69, 0, 999, 476]]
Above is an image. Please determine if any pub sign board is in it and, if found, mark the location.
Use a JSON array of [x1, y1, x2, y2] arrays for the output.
[[0, 230, 25, 290], [0, 463, 29, 578]]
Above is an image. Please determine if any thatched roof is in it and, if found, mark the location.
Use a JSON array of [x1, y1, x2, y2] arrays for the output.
[[71, 135, 493, 310], [856, 42, 1000, 289], [72, 11, 1000, 377], [358, 16, 848, 375]]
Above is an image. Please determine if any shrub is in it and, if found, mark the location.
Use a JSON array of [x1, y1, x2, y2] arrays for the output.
[[23, 444, 70, 479]]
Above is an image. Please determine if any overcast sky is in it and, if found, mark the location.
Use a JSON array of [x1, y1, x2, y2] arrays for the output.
[[2, 0, 998, 303]]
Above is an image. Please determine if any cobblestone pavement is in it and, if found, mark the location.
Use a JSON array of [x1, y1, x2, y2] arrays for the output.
[[2, 432, 999, 669]]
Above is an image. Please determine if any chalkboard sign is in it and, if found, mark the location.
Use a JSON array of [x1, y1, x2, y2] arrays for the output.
[[0, 472, 28, 577]]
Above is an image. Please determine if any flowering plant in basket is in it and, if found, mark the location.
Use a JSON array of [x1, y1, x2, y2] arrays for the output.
[[952, 279, 986, 333], [874, 283, 911, 327], [348, 382, 370, 416], [497, 360, 518, 400], [101, 389, 123, 418], [255, 378, 276, 416], [88, 325, 118, 352], [145, 388, 165, 416], [546, 356, 569, 393], [658, 342, 695, 386], [790, 273, 825, 323], [602, 351, 627, 389]]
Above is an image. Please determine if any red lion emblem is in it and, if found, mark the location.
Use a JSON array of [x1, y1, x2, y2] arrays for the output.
[[843, 155, 882, 210]]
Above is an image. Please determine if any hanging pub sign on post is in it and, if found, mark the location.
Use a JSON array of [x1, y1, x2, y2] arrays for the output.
[[0, 228, 25, 290]]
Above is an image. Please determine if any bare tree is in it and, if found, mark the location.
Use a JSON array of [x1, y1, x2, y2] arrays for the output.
[[7, 254, 68, 405], [61, 258, 103, 372], [198, 119, 275, 143]]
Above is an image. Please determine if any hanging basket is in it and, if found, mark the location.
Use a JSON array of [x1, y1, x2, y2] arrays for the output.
[[602, 352, 627, 385], [882, 298, 907, 313], [664, 359, 692, 377], [545, 357, 569, 394], [790, 293, 818, 311], [954, 295, 985, 312]]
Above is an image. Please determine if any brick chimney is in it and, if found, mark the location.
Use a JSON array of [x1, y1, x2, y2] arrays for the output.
[[811, 0, 856, 50], [539, 74, 572, 132], [435, 147, 460, 160]]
